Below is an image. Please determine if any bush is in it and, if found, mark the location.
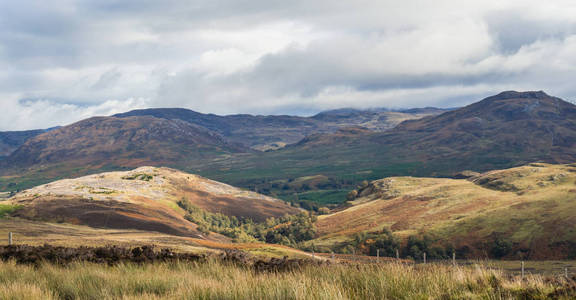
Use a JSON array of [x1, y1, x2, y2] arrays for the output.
[[121, 173, 154, 181], [0, 204, 20, 218], [346, 190, 358, 201], [491, 238, 513, 258]]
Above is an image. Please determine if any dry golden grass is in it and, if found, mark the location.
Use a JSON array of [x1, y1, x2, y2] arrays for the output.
[[0, 259, 573, 299]]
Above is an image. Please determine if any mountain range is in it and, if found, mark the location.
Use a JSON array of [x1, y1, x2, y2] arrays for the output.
[[1, 91, 576, 200], [0, 106, 444, 159], [0, 106, 447, 191]]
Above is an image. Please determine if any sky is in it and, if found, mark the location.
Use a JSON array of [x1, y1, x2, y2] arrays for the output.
[[2, 0, 576, 130]]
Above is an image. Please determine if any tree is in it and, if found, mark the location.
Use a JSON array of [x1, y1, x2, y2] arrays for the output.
[[346, 190, 358, 201], [490, 238, 512, 258]]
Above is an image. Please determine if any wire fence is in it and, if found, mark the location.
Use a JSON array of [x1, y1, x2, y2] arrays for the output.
[[315, 251, 576, 278]]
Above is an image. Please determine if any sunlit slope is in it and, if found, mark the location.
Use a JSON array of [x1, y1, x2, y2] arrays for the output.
[[315, 163, 576, 258], [6, 167, 298, 238]]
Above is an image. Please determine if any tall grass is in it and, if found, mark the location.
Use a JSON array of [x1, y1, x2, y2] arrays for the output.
[[0, 260, 572, 299]]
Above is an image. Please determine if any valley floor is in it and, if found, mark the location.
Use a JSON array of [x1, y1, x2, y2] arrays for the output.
[[1, 259, 575, 299]]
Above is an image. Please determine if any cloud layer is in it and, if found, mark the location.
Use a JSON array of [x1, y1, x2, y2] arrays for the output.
[[2, 0, 576, 130]]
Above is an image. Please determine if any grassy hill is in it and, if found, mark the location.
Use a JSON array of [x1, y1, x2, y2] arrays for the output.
[[3, 167, 299, 239], [311, 163, 576, 259]]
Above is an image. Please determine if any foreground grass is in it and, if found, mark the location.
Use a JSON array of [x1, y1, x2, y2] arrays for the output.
[[0, 260, 573, 299]]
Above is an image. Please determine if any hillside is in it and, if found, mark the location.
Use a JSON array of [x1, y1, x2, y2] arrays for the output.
[[391, 90, 576, 163], [312, 163, 576, 259], [0, 115, 250, 187], [4, 167, 299, 238], [0, 129, 53, 157]]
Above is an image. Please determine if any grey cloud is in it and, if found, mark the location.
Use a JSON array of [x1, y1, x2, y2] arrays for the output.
[[486, 10, 576, 54], [91, 69, 123, 90], [2, 0, 576, 130]]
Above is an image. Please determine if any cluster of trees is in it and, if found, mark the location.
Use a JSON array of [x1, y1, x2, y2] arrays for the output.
[[332, 231, 525, 260], [177, 198, 316, 246], [402, 236, 455, 259], [267, 177, 351, 193], [262, 213, 317, 245], [490, 238, 513, 258], [332, 232, 455, 259], [286, 199, 330, 214], [330, 229, 400, 255]]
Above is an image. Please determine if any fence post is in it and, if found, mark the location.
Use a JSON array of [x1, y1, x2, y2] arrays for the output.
[[565, 267, 568, 279], [452, 252, 456, 266], [8, 232, 12, 245], [311, 243, 315, 259], [423, 252, 426, 264], [396, 249, 399, 260], [331, 252, 335, 261], [377, 249, 380, 260], [521, 261, 525, 279]]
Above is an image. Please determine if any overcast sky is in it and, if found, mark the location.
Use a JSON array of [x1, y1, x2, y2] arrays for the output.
[[2, 0, 576, 130]]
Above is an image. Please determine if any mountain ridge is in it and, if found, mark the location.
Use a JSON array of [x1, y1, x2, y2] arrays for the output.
[[3, 115, 249, 171], [0, 106, 448, 157]]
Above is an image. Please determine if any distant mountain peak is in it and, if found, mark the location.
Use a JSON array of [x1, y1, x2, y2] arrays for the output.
[[488, 90, 552, 101], [443, 90, 576, 122]]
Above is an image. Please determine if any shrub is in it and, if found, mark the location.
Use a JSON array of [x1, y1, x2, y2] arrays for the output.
[[491, 238, 513, 258], [121, 173, 154, 181], [0, 204, 20, 218]]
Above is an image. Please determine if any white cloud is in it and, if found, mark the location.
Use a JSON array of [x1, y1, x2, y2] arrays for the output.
[[0, 97, 150, 131], [1, 0, 576, 129]]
